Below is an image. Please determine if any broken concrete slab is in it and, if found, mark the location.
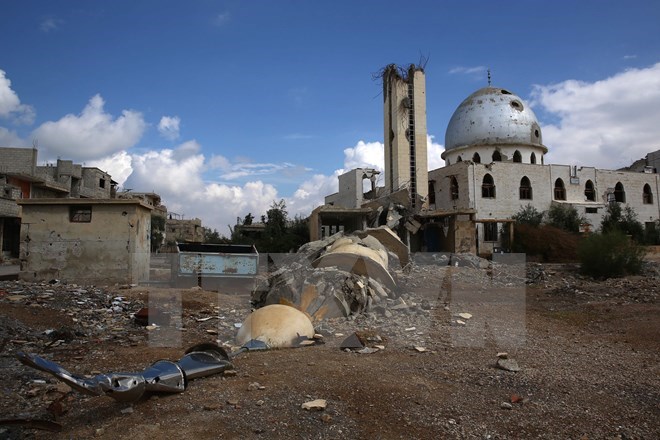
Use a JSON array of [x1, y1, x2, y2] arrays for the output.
[[357, 226, 409, 267]]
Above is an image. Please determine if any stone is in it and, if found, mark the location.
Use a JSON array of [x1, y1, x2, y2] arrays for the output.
[[414, 346, 429, 353], [500, 402, 513, 410], [357, 347, 379, 354], [458, 312, 472, 320], [223, 370, 238, 377], [497, 352, 508, 359], [496, 358, 520, 372], [301, 399, 327, 411], [340, 333, 364, 349], [456, 320, 466, 326], [320, 413, 333, 423], [120, 407, 134, 414]]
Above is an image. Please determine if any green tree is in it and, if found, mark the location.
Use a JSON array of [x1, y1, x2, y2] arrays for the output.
[[512, 204, 544, 227], [204, 227, 230, 244], [601, 203, 645, 242], [547, 203, 585, 233]]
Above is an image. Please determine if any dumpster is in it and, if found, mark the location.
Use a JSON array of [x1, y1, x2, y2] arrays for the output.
[[172, 243, 259, 290]]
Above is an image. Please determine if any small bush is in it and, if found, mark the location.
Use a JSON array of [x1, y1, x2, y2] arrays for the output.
[[578, 230, 645, 279], [513, 224, 579, 262], [512, 204, 543, 227], [547, 203, 585, 233]]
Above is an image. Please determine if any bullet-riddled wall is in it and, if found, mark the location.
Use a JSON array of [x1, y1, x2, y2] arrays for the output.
[[18, 199, 152, 284]]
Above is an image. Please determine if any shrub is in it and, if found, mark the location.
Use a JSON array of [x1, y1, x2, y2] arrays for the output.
[[512, 204, 543, 227], [578, 230, 645, 279], [547, 203, 585, 233], [512, 224, 579, 262], [601, 203, 645, 242]]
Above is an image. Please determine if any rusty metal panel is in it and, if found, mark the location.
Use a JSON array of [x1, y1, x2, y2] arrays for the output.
[[175, 243, 258, 278]]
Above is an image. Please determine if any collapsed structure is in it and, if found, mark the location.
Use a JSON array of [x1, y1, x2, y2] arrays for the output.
[[314, 64, 660, 257]]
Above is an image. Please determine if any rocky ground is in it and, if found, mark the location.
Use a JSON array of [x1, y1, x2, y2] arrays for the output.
[[0, 255, 658, 439]]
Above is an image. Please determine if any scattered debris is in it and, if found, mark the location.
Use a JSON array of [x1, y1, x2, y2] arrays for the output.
[[496, 358, 521, 372], [500, 402, 513, 410], [17, 342, 232, 402], [301, 399, 327, 411], [339, 333, 364, 350]]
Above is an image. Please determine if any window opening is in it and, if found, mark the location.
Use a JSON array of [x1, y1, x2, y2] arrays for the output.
[[482, 174, 496, 198], [513, 150, 522, 163], [472, 152, 481, 163], [484, 222, 498, 242], [70, 206, 92, 223], [450, 177, 459, 200], [584, 180, 595, 201], [614, 182, 626, 203], [643, 184, 653, 204], [519, 176, 532, 200], [492, 151, 502, 162], [554, 178, 566, 200]]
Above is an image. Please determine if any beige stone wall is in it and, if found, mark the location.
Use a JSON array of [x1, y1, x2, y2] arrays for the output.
[[18, 200, 151, 284]]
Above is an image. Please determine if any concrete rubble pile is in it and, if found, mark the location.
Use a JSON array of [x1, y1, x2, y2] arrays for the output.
[[251, 226, 407, 320]]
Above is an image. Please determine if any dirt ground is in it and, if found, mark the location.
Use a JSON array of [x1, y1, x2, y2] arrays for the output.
[[1, 257, 659, 439]]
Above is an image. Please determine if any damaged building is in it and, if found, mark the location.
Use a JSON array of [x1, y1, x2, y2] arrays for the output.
[[315, 65, 660, 256], [17, 198, 153, 284], [0, 147, 115, 260]]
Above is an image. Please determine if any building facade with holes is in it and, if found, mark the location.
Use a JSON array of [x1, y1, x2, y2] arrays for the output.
[[427, 86, 660, 255]]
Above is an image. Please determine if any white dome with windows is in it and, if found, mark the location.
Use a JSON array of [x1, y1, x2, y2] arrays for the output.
[[442, 86, 548, 165]]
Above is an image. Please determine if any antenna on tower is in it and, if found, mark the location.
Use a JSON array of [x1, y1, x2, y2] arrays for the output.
[[487, 69, 491, 86]]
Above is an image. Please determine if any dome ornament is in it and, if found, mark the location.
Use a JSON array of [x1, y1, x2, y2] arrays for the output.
[[487, 68, 491, 86]]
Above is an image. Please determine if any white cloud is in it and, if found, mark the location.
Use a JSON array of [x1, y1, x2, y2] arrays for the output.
[[0, 69, 35, 124], [40, 17, 63, 33], [0, 127, 26, 146], [531, 62, 660, 169], [343, 140, 384, 171], [32, 94, 146, 160], [449, 65, 486, 76], [87, 151, 133, 187], [157, 115, 181, 141]]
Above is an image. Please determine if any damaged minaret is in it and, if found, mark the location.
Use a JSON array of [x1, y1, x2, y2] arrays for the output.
[[382, 64, 429, 210]]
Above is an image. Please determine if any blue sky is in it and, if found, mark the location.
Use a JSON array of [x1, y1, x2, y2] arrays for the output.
[[1, 1, 660, 233]]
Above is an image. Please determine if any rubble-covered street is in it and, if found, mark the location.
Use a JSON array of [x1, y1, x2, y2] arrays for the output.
[[1, 254, 659, 439]]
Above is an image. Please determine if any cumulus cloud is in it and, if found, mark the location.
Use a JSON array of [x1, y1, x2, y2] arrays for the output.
[[0, 127, 26, 146], [87, 151, 133, 187], [0, 69, 35, 124], [32, 94, 146, 161], [158, 115, 181, 141], [531, 62, 660, 169], [114, 142, 280, 234]]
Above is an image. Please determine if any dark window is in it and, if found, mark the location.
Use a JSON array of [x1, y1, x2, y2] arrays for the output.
[[492, 151, 502, 162], [513, 150, 522, 163], [643, 184, 653, 204], [70, 206, 92, 223], [472, 152, 481, 163], [484, 222, 498, 242], [482, 174, 496, 198], [519, 176, 532, 200], [614, 182, 626, 203], [530, 152, 536, 164], [457, 156, 462, 162], [99, 178, 106, 189], [450, 177, 459, 200], [428, 181, 436, 205], [585, 180, 595, 201], [586, 207, 598, 214], [554, 178, 566, 200]]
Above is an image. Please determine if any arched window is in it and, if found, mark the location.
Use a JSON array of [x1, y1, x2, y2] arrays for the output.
[[473, 152, 481, 163], [519, 176, 532, 200], [428, 181, 436, 205], [446, 159, 451, 166], [584, 180, 595, 201], [554, 178, 566, 200], [513, 150, 522, 163], [482, 174, 496, 198], [492, 151, 502, 162], [457, 156, 462, 162], [530, 152, 537, 164], [614, 182, 626, 203], [643, 184, 653, 204], [450, 176, 459, 200], [541, 155, 544, 165]]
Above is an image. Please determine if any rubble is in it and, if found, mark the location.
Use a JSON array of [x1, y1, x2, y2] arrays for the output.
[[301, 399, 327, 411]]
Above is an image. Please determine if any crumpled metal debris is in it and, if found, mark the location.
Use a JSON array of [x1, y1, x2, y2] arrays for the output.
[[16, 343, 232, 402]]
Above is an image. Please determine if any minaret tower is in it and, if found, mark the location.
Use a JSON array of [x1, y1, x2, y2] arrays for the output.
[[382, 64, 429, 210]]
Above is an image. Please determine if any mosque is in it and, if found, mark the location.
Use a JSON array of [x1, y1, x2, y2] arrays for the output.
[[312, 64, 660, 256]]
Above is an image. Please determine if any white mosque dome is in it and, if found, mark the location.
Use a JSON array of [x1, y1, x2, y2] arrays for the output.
[[442, 87, 547, 162]]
